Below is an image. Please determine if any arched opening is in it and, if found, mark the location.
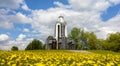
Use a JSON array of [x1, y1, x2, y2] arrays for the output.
[[58, 25, 60, 38]]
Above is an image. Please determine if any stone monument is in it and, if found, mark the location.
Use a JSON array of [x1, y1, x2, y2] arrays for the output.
[[46, 16, 74, 50]]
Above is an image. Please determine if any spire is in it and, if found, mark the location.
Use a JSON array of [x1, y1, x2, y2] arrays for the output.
[[57, 16, 64, 23]]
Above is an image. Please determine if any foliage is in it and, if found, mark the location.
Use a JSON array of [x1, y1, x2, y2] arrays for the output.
[[96, 32, 120, 52], [25, 39, 43, 50], [46, 35, 54, 45], [68, 27, 83, 50], [42, 44, 46, 50], [98, 39, 107, 50], [88, 50, 120, 55], [87, 32, 98, 50], [11, 46, 18, 51], [69, 27, 120, 52], [0, 50, 120, 66], [80, 31, 89, 49], [46, 35, 54, 40], [69, 27, 99, 50], [106, 32, 120, 52]]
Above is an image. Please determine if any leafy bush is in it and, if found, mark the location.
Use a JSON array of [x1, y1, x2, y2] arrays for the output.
[[25, 39, 44, 50], [11, 46, 18, 51]]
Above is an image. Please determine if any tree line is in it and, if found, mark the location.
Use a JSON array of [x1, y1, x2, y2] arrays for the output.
[[11, 39, 45, 51], [69, 27, 120, 52], [11, 27, 120, 52]]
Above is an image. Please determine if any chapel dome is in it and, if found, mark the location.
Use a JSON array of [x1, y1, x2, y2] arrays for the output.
[[57, 16, 64, 23]]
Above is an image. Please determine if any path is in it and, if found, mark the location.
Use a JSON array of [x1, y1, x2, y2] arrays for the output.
[[69, 50, 93, 54]]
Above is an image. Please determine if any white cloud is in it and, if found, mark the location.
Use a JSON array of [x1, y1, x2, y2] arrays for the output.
[[0, 34, 9, 42], [28, 0, 120, 41], [23, 28, 30, 32], [109, 0, 120, 5], [107, 14, 120, 23], [69, 0, 110, 12], [0, 0, 23, 9], [0, 37, 34, 50], [0, 22, 14, 29], [21, 2, 31, 11], [54, 1, 71, 9], [0, 9, 10, 15], [16, 34, 26, 41], [30, 8, 82, 42], [0, 12, 31, 29], [0, 34, 33, 50], [0, 0, 31, 29], [9, 12, 32, 23]]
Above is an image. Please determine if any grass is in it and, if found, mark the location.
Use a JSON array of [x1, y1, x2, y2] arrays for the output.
[[1, 50, 120, 55], [87, 50, 120, 55]]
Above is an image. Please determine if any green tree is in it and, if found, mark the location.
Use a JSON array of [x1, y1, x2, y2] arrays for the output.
[[68, 27, 83, 50], [46, 36, 54, 40], [87, 32, 98, 50], [42, 44, 46, 50], [106, 32, 120, 52], [80, 31, 89, 49], [25, 39, 43, 50], [98, 39, 107, 50], [46, 35, 54, 45], [11, 46, 18, 51], [69, 27, 100, 50], [80, 31, 99, 50]]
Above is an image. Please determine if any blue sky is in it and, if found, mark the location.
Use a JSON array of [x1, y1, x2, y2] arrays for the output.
[[0, 0, 120, 50], [101, 3, 120, 21], [25, 0, 69, 10]]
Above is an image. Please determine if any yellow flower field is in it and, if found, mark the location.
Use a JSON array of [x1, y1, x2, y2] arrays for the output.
[[0, 50, 120, 66]]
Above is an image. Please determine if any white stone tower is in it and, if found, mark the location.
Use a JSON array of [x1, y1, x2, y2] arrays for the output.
[[55, 16, 67, 49], [46, 16, 75, 50]]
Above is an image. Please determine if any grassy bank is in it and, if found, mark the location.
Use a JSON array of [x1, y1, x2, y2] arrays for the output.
[[87, 50, 120, 55]]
